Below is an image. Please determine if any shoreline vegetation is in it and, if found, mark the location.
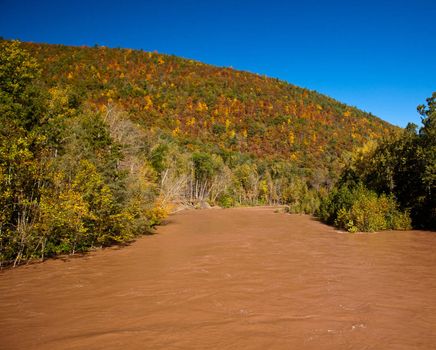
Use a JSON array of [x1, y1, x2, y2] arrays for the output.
[[0, 40, 434, 268]]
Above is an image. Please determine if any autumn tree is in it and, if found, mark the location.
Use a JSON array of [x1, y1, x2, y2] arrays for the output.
[[0, 40, 46, 265]]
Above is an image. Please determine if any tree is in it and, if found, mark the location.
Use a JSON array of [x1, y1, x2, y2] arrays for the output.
[[321, 93, 436, 230], [0, 40, 43, 131], [0, 41, 46, 265], [416, 93, 436, 228]]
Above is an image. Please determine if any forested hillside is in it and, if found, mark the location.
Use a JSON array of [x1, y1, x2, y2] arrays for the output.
[[22, 41, 395, 171], [1, 40, 399, 266]]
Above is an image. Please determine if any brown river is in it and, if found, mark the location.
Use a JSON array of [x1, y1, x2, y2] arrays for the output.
[[1, 208, 436, 349]]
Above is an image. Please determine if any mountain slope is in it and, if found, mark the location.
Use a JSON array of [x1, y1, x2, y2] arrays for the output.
[[22, 42, 396, 171]]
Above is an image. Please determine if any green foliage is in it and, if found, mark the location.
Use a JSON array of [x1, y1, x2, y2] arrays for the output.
[[319, 184, 411, 232], [416, 93, 436, 228], [0, 41, 47, 265], [216, 193, 235, 208], [150, 143, 169, 175], [0, 40, 44, 132], [0, 42, 164, 267], [334, 94, 436, 230], [192, 152, 222, 183], [0, 40, 40, 94], [318, 185, 355, 225], [282, 177, 321, 214]]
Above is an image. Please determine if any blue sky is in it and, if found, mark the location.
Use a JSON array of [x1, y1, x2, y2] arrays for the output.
[[1, 0, 435, 127]]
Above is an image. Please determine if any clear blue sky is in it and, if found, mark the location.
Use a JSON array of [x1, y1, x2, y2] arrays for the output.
[[1, 0, 435, 127]]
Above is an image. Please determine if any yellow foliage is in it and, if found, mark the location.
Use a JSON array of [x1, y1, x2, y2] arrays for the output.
[[143, 95, 153, 110], [186, 117, 196, 126], [196, 101, 208, 112], [288, 131, 295, 144], [352, 140, 378, 162], [48, 87, 69, 108], [225, 118, 231, 130], [47, 87, 76, 120], [38, 187, 92, 235], [67, 72, 73, 79], [172, 127, 180, 136], [106, 89, 116, 98], [259, 180, 269, 199]]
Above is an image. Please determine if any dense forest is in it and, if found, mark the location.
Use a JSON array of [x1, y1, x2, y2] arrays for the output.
[[1, 39, 432, 267]]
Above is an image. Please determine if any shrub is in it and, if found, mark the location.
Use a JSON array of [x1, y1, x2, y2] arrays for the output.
[[318, 185, 354, 224], [217, 193, 235, 208], [319, 184, 411, 232]]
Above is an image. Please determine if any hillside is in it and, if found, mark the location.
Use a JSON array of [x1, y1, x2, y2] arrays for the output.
[[1, 40, 400, 266], [22, 42, 395, 172]]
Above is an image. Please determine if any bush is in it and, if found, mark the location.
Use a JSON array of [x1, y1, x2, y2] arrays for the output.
[[317, 185, 354, 224], [217, 193, 235, 208], [285, 189, 321, 214], [319, 184, 411, 232]]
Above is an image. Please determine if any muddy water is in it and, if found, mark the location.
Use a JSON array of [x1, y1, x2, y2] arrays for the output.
[[1, 208, 436, 350]]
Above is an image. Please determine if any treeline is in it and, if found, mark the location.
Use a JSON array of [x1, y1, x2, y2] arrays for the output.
[[318, 93, 436, 231]]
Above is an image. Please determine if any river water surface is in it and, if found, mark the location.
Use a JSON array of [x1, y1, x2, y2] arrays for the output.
[[1, 208, 436, 349]]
